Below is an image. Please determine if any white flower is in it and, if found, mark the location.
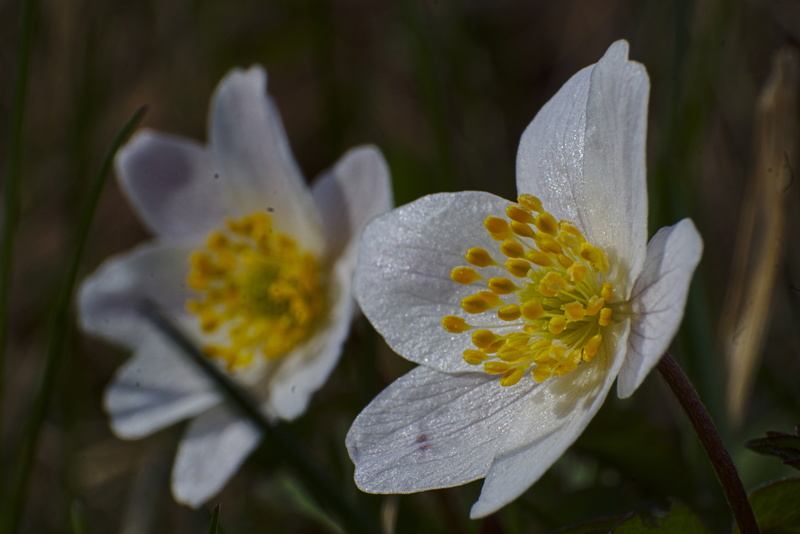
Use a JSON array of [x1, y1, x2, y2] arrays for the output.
[[79, 66, 393, 507], [346, 40, 702, 518]]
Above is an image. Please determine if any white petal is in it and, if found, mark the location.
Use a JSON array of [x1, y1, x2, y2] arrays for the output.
[[104, 331, 220, 439], [516, 40, 649, 291], [311, 145, 393, 264], [354, 191, 512, 373], [171, 405, 262, 507], [582, 40, 650, 288], [346, 366, 535, 493], [116, 130, 232, 239], [471, 319, 631, 518], [78, 242, 194, 349], [268, 255, 355, 420], [618, 219, 702, 398], [209, 66, 323, 254]]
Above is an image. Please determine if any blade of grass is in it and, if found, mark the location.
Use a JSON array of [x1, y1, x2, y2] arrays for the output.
[[207, 504, 221, 534], [71, 501, 89, 534], [141, 302, 379, 534], [0, 0, 39, 459], [0, 106, 146, 534]]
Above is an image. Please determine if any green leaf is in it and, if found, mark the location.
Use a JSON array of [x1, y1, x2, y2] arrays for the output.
[[745, 427, 800, 471], [551, 516, 628, 534], [740, 478, 800, 533], [207, 504, 220, 534], [612, 502, 709, 533]]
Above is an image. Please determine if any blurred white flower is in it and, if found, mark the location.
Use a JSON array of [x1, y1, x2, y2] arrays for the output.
[[346, 40, 702, 518], [79, 66, 393, 507]]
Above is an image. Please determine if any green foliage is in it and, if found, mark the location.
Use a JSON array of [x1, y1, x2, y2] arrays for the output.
[[612, 502, 708, 534], [207, 504, 220, 534], [737, 478, 800, 534], [746, 428, 800, 471]]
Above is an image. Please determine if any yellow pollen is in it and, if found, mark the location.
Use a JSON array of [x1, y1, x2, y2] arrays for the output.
[[186, 212, 325, 371], [500, 240, 525, 258], [510, 221, 535, 238], [506, 204, 535, 224], [534, 212, 558, 235], [451, 266, 482, 285], [517, 194, 543, 212], [443, 315, 471, 333], [466, 247, 496, 268], [485, 217, 512, 241], [488, 277, 518, 294], [442, 194, 619, 387], [505, 259, 532, 278]]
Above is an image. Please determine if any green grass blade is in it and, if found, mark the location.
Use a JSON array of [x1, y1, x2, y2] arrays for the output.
[[142, 304, 380, 534], [0, 0, 39, 457], [0, 106, 146, 534], [207, 503, 221, 534]]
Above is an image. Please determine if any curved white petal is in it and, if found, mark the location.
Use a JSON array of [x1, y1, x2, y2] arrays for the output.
[[209, 66, 323, 255], [171, 405, 262, 507], [516, 40, 649, 291], [618, 219, 702, 398], [78, 242, 195, 349], [268, 255, 355, 420], [346, 366, 536, 493], [311, 145, 394, 264], [354, 191, 513, 374], [104, 331, 221, 439], [116, 130, 232, 239], [471, 319, 631, 518]]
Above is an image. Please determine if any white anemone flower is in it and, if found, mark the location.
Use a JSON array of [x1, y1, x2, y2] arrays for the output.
[[347, 40, 702, 517], [79, 66, 393, 507]]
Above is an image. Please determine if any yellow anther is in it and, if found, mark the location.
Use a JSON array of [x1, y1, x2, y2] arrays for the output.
[[506, 204, 535, 224], [534, 212, 558, 235], [186, 212, 325, 371], [505, 258, 531, 278], [580, 242, 609, 272], [533, 367, 553, 382], [586, 295, 605, 315], [450, 266, 481, 285], [539, 237, 562, 254], [497, 304, 521, 321], [466, 247, 496, 268], [525, 250, 552, 267], [548, 316, 566, 334], [472, 329, 499, 349], [463, 349, 487, 365], [517, 194, 543, 212], [583, 334, 602, 362], [488, 277, 518, 295], [521, 300, 545, 320], [485, 217, 512, 241], [557, 254, 573, 268], [442, 315, 471, 333], [500, 240, 525, 258], [461, 295, 491, 314], [601, 282, 613, 301], [567, 263, 587, 283], [476, 291, 503, 307], [599, 307, 613, 326], [500, 368, 525, 387], [484, 361, 510, 374], [208, 232, 229, 251], [510, 221, 535, 238], [562, 302, 586, 321], [539, 272, 567, 297]]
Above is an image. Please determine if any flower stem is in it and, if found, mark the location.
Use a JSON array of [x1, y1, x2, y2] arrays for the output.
[[657, 352, 759, 534]]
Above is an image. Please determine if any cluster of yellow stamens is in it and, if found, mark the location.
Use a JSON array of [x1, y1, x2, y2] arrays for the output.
[[186, 212, 325, 370], [442, 194, 616, 386]]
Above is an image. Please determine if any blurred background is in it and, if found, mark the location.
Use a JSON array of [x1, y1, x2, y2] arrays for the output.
[[1, 0, 799, 532]]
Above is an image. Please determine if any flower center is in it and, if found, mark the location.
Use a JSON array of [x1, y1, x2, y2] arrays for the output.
[[186, 212, 326, 370], [442, 194, 616, 386]]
